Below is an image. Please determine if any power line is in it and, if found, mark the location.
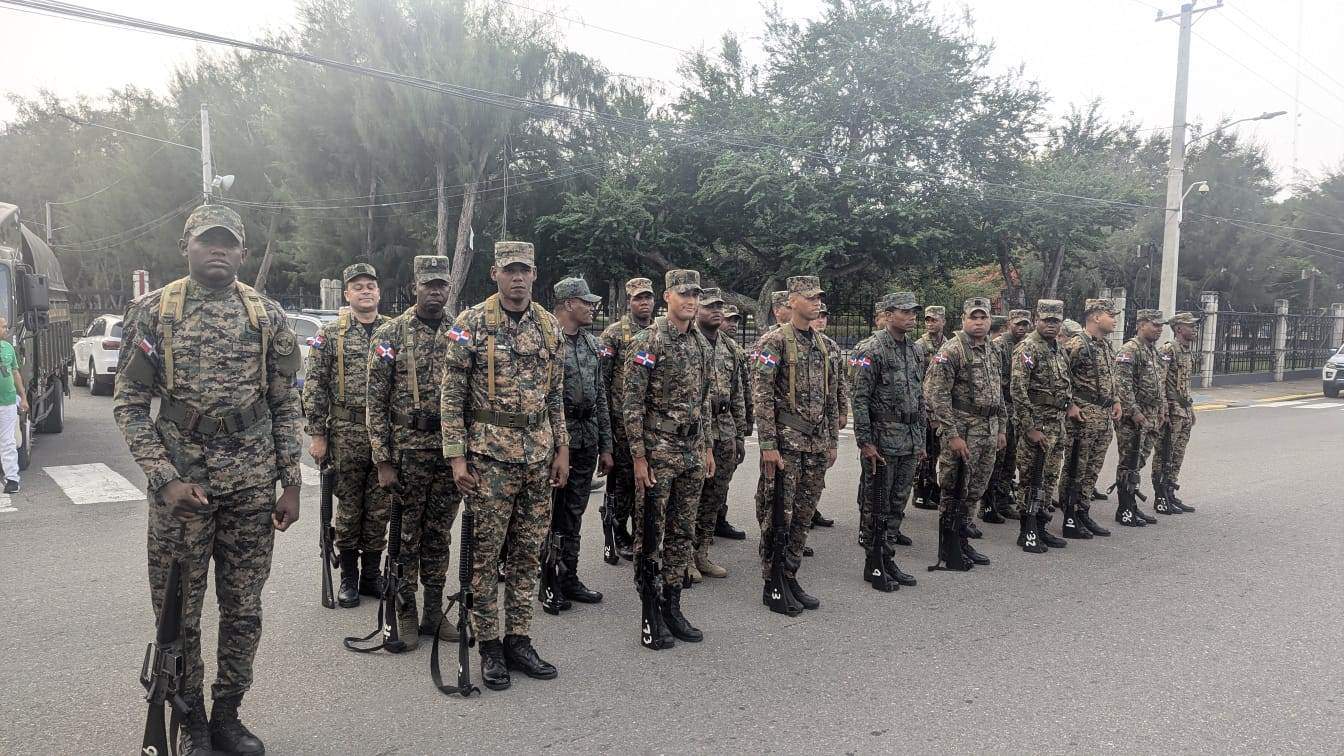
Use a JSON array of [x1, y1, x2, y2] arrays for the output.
[[1226, 3, 1344, 96], [55, 197, 198, 252], [499, 1, 695, 56], [49, 116, 198, 208], [1190, 28, 1344, 132], [1216, 13, 1344, 107]]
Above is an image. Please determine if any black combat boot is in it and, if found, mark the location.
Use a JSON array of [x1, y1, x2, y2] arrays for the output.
[[785, 575, 821, 610], [1153, 485, 1179, 515], [1114, 486, 1145, 527], [1136, 505, 1158, 524], [1018, 514, 1047, 553], [660, 586, 705, 640], [715, 509, 747, 540], [1078, 502, 1111, 536], [175, 691, 214, 756], [980, 492, 1006, 524], [337, 549, 361, 608], [1036, 511, 1067, 548], [210, 694, 265, 755], [1061, 503, 1093, 539], [893, 529, 912, 546], [612, 516, 634, 560], [479, 639, 511, 690], [962, 515, 984, 539], [802, 545, 815, 557], [864, 549, 898, 592], [1169, 483, 1195, 512], [561, 536, 602, 604], [929, 510, 973, 571], [503, 634, 558, 679], [995, 483, 1019, 520], [1092, 488, 1108, 501], [882, 554, 918, 586], [811, 510, 835, 528], [358, 551, 384, 597]]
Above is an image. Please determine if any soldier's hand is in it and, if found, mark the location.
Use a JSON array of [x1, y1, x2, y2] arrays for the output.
[[450, 457, 478, 494], [308, 434, 328, 465], [734, 439, 746, 466], [946, 436, 970, 460], [376, 462, 398, 489], [633, 456, 656, 493], [1111, 402, 1123, 422], [826, 447, 838, 469], [160, 479, 210, 518], [860, 443, 884, 464], [996, 433, 1006, 451], [760, 449, 785, 476], [598, 452, 614, 477], [704, 449, 716, 479], [550, 447, 570, 489], [1026, 429, 1046, 445], [1066, 404, 1082, 422], [272, 486, 300, 531], [917, 447, 928, 462], [1131, 411, 1146, 428]]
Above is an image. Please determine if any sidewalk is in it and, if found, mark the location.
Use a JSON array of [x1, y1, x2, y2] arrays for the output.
[[1191, 377, 1322, 411]]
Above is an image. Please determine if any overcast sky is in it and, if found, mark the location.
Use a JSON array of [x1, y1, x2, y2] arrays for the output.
[[3, 0, 1342, 187]]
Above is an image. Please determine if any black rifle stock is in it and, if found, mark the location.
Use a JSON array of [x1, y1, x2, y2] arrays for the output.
[[765, 467, 805, 614], [1062, 427, 1083, 512], [319, 462, 337, 609], [344, 490, 405, 653], [636, 487, 674, 648], [538, 528, 568, 616], [432, 507, 480, 697], [600, 494, 619, 565], [863, 457, 897, 591], [930, 454, 972, 571], [141, 548, 186, 756]]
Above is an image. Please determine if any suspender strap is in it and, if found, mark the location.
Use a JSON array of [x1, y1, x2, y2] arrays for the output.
[[402, 317, 419, 406], [336, 309, 350, 403]]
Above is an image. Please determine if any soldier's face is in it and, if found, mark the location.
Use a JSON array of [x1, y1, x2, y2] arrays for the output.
[[888, 308, 916, 333], [773, 305, 791, 323], [723, 316, 739, 335], [1010, 321, 1029, 338], [416, 280, 449, 316], [1037, 317, 1061, 340], [696, 302, 724, 329], [1094, 311, 1116, 334], [1175, 323, 1196, 342], [629, 292, 654, 320], [564, 298, 596, 326], [664, 288, 700, 322], [344, 276, 380, 313], [790, 293, 821, 321], [925, 316, 944, 335], [181, 227, 247, 288], [1139, 321, 1162, 340], [813, 315, 827, 332], [493, 262, 535, 300], [962, 312, 989, 338]]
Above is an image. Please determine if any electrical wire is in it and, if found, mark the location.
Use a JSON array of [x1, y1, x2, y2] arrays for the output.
[[1190, 28, 1344, 132], [1216, 13, 1344, 107], [49, 116, 198, 207], [1226, 3, 1344, 96]]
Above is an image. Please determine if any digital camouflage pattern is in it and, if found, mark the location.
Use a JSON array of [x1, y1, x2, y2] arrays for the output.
[[1113, 334, 1167, 481], [754, 450, 828, 579], [988, 327, 1027, 497], [394, 450, 460, 596], [559, 329, 612, 454], [696, 329, 749, 548], [1158, 337, 1197, 485], [922, 331, 1005, 511], [912, 331, 947, 375], [857, 455, 918, 554], [303, 311, 392, 551], [1011, 330, 1073, 512], [1065, 330, 1119, 502], [599, 313, 651, 525]]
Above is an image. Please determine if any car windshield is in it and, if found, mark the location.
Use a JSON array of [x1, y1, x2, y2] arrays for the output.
[[110, 322, 123, 339]]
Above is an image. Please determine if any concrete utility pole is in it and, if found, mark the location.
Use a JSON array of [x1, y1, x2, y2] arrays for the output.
[[200, 103, 213, 204], [44, 202, 53, 247]]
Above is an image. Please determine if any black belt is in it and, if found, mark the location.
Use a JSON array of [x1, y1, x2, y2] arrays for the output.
[[951, 398, 1002, 418], [565, 405, 594, 421], [159, 397, 267, 437], [329, 403, 366, 425], [645, 413, 699, 439], [712, 399, 731, 416], [1072, 388, 1110, 408], [777, 411, 820, 436], [394, 411, 441, 432], [870, 410, 920, 425], [473, 409, 545, 429], [1028, 388, 1070, 410]]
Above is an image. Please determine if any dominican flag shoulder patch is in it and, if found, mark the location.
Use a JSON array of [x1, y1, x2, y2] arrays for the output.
[[854, 355, 873, 369], [307, 334, 324, 349], [932, 353, 949, 364], [757, 350, 779, 368], [1021, 353, 1035, 368], [447, 325, 472, 343], [138, 336, 157, 356], [599, 345, 615, 358], [375, 343, 397, 362], [1115, 352, 1133, 363], [633, 351, 657, 368]]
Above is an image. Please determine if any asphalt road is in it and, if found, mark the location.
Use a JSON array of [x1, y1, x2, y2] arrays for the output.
[[2, 391, 1341, 754]]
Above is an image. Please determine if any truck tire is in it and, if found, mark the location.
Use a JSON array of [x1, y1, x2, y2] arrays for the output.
[[36, 384, 64, 434], [72, 361, 88, 387], [1326, 382, 1340, 399]]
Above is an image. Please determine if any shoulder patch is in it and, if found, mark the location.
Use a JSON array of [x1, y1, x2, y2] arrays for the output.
[[932, 353, 949, 364], [633, 350, 657, 368], [599, 344, 615, 358], [757, 350, 779, 368], [375, 343, 397, 362], [273, 329, 297, 356], [307, 334, 324, 349], [1115, 352, 1133, 363], [447, 325, 472, 343], [1020, 352, 1035, 368]]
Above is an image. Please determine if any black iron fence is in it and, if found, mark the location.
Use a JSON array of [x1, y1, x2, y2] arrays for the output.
[[1286, 314, 1336, 371], [1212, 312, 1276, 375]]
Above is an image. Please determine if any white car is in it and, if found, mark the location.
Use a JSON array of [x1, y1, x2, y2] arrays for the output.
[[287, 310, 340, 386], [1323, 343, 1344, 398], [72, 314, 122, 396]]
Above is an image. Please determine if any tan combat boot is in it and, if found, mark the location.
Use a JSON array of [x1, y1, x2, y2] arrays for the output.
[[687, 562, 702, 584], [696, 543, 728, 578], [392, 596, 420, 652]]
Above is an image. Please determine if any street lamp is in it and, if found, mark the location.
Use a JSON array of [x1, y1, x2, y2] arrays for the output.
[[1178, 180, 1209, 223]]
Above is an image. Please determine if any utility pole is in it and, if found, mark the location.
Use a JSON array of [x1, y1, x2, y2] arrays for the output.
[[44, 202, 53, 247], [200, 102, 213, 204], [1156, 1, 1221, 337]]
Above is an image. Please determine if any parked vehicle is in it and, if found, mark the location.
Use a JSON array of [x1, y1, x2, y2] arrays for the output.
[[0, 202, 73, 470], [1323, 344, 1344, 398], [286, 309, 340, 386], [73, 314, 122, 396]]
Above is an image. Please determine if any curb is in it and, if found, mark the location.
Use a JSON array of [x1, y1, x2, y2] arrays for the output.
[[1193, 390, 1323, 412]]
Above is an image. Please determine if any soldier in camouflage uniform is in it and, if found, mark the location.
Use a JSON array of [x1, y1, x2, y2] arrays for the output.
[[1157, 312, 1200, 513], [981, 309, 1031, 523], [547, 277, 613, 606], [114, 205, 302, 756], [302, 263, 391, 607], [715, 305, 750, 540], [810, 302, 844, 528], [691, 289, 748, 581], [1062, 298, 1123, 537], [599, 278, 656, 560], [752, 276, 840, 612], [1112, 309, 1167, 526], [923, 298, 1005, 571], [623, 269, 715, 644], [367, 255, 462, 651], [442, 241, 569, 689], [911, 305, 948, 509], [850, 292, 924, 589]]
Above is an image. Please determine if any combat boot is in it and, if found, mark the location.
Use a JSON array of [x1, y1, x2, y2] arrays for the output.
[[811, 510, 835, 528], [1169, 483, 1195, 512], [420, 584, 459, 641], [962, 516, 984, 539], [337, 549, 361, 608], [503, 634, 558, 679], [560, 536, 602, 603], [715, 511, 747, 540], [1136, 505, 1158, 524], [392, 594, 420, 652], [929, 511, 973, 571], [1036, 511, 1067, 548], [1018, 514, 1047, 553], [695, 543, 728, 578], [358, 551, 384, 596], [864, 550, 898, 592], [686, 562, 702, 584], [1114, 486, 1145, 527], [893, 529, 912, 547], [1061, 503, 1092, 539], [882, 554, 917, 586], [1078, 502, 1110, 536], [209, 694, 265, 755], [980, 492, 1006, 524], [175, 691, 214, 756], [1153, 486, 1179, 515], [994, 484, 1019, 520], [1092, 488, 1108, 501], [479, 639, 511, 690], [660, 586, 704, 641], [613, 517, 635, 560], [785, 575, 821, 610]]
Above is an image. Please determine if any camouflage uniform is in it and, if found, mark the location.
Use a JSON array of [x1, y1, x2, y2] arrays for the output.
[[113, 205, 303, 704], [1113, 311, 1167, 486], [367, 257, 461, 610], [622, 271, 714, 588], [922, 314, 1005, 512], [985, 311, 1031, 510], [695, 290, 749, 552], [851, 292, 925, 554], [598, 278, 655, 535], [302, 265, 391, 554], [1158, 314, 1199, 489], [441, 242, 568, 644], [751, 277, 840, 580], [912, 312, 948, 504], [1011, 303, 1074, 515], [1063, 300, 1120, 503]]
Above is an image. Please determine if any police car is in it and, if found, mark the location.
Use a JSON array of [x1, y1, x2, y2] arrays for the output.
[[1323, 343, 1344, 398]]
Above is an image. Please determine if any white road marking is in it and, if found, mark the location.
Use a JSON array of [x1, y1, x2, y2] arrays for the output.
[[1258, 399, 1313, 408], [0, 493, 14, 513], [42, 463, 145, 505], [301, 464, 321, 486], [1289, 402, 1338, 410]]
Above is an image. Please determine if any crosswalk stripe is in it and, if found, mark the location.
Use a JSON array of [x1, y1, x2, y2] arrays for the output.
[[1259, 399, 1313, 408], [42, 463, 145, 505], [301, 464, 321, 486], [0, 492, 14, 513], [1289, 402, 1337, 410]]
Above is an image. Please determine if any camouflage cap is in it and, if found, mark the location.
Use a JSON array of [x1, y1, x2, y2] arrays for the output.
[[553, 276, 601, 303], [1062, 318, 1083, 336], [183, 204, 244, 244], [1168, 311, 1199, 326], [877, 291, 920, 312], [817, 301, 828, 314], [413, 255, 451, 283], [699, 287, 725, 306], [1136, 308, 1165, 324], [342, 262, 377, 285], [787, 275, 824, 297], [665, 269, 702, 295], [770, 291, 789, 310], [1084, 297, 1118, 316], [924, 305, 946, 320], [723, 304, 741, 319], [1035, 299, 1065, 321], [626, 277, 654, 297], [495, 240, 535, 269], [963, 297, 992, 316], [1009, 309, 1032, 325]]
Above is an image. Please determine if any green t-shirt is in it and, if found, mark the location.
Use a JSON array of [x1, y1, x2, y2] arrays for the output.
[[0, 340, 18, 405]]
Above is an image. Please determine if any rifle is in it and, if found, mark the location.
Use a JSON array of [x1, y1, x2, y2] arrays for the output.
[[929, 455, 972, 571], [319, 462, 337, 609], [600, 494, 619, 565], [636, 487, 674, 648], [764, 467, 805, 614], [1152, 421, 1177, 514], [538, 529, 569, 616], [863, 456, 897, 592], [1060, 423, 1087, 537], [141, 540, 187, 756], [912, 425, 941, 509], [344, 490, 405, 653], [431, 507, 480, 697]]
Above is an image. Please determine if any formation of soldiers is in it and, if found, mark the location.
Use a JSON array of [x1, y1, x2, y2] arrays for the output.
[[114, 204, 1202, 753]]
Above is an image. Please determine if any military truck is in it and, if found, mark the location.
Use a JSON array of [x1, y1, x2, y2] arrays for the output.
[[0, 202, 73, 469]]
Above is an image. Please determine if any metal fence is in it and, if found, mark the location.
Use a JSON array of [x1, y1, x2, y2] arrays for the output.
[[1212, 312, 1277, 375], [1286, 314, 1336, 371]]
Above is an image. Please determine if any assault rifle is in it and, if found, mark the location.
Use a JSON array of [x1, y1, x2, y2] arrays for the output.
[[929, 455, 972, 571], [600, 495, 620, 565], [636, 488, 675, 649], [432, 508, 480, 697], [1152, 420, 1178, 515], [538, 530, 569, 616], [1059, 423, 1089, 538], [141, 549, 187, 756], [862, 456, 897, 592], [765, 469, 805, 614], [319, 462, 337, 609], [344, 491, 406, 653]]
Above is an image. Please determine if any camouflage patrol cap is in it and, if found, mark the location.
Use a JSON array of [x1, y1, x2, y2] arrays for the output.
[[1062, 319, 1082, 337], [699, 287, 725, 306], [723, 304, 741, 319], [924, 305, 946, 320], [1035, 299, 1065, 321], [770, 291, 789, 310], [1084, 297, 1118, 316], [495, 240, 535, 269], [1136, 308, 1165, 324], [342, 262, 377, 285], [1168, 311, 1199, 326], [665, 269, 702, 295], [183, 204, 244, 244], [413, 255, 451, 283], [877, 291, 920, 312], [626, 277, 654, 297], [787, 275, 824, 297], [553, 276, 601, 303], [963, 297, 992, 316], [1009, 309, 1032, 325]]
